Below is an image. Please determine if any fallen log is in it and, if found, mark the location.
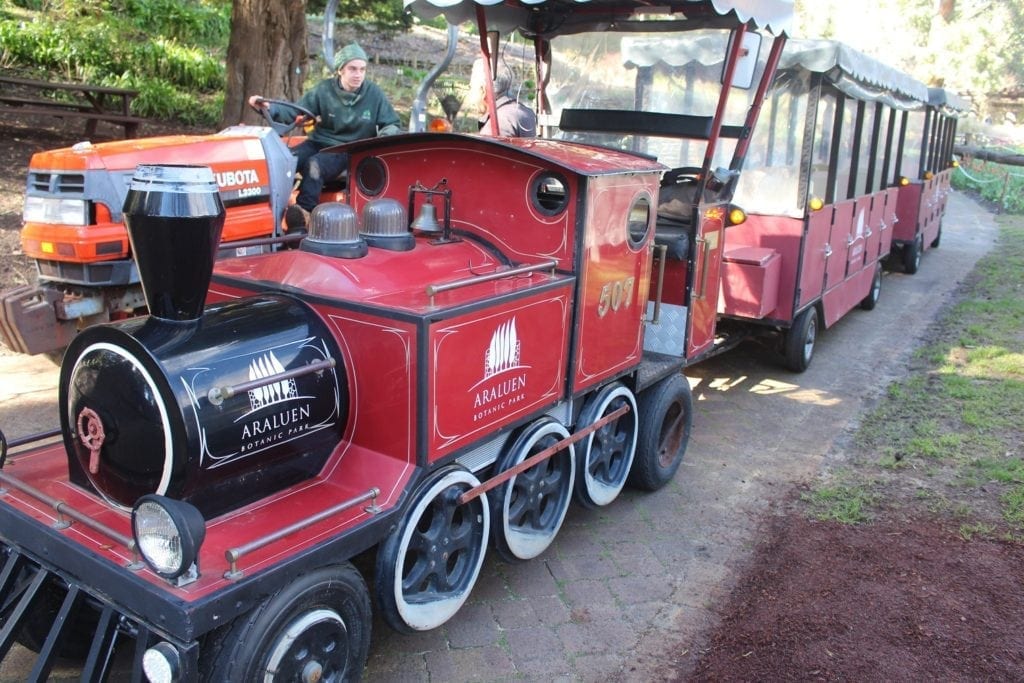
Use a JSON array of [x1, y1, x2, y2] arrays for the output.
[[954, 144, 1024, 167]]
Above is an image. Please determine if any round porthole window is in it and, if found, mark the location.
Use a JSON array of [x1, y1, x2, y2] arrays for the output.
[[627, 194, 652, 248], [530, 172, 569, 216], [355, 156, 387, 197]]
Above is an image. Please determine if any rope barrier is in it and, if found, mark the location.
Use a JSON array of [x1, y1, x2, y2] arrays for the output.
[[956, 164, 1024, 183], [955, 165, 1002, 184]]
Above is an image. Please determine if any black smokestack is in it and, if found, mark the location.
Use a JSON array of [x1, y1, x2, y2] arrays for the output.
[[122, 165, 225, 322]]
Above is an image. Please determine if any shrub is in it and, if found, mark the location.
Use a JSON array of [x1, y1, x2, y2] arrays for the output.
[[0, 1, 227, 125], [952, 157, 1024, 215]]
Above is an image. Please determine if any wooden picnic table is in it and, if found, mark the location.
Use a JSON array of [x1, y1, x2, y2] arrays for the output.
[[0, 75, 145, 138]]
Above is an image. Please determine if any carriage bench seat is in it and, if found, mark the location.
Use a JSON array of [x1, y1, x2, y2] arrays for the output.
[[720, 246, 781, 319]]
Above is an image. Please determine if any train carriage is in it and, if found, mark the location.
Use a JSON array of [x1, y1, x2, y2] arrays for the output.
[[0, 1, 793, 681], [717, 39, 934, 370], [890, 86, 969, 273]]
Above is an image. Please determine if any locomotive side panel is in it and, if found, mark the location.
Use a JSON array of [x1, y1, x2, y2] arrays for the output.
[[573, 173, 658, 392], [322, 308, 418, 476], [426, 282, 574, 461]]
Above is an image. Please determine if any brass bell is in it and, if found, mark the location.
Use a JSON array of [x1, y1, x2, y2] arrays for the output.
[[411, 199, 442, 234]]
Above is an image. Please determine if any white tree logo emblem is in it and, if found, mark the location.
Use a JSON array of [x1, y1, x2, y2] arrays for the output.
[[483, 317, 521, 379], [247, 351, 298, 411]]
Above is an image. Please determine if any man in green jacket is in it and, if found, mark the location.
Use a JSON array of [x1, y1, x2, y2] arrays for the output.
[[249, 42, 401, 230]]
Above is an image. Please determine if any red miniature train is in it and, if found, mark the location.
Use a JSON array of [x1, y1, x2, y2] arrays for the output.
[[0, 1, 965, 681], [0, 2, 793, 679]]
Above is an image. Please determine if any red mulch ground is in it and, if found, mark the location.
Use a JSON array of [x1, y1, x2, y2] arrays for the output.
[[690, 506, 1024, 681]]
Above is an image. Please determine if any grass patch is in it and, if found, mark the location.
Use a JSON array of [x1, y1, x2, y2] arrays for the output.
[[1002, 486, 1024, 529], [801, 483, 877, 524], [807, 213, 1024, 534]]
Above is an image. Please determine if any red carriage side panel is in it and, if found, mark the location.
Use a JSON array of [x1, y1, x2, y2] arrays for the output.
[[921, 175, 941, 249], [822, 199, 855, 327], [864, 191, 885, 262], [880, 187, 898, 254], [824, 200, 853, 293], [893, 182, 923, 243], [797, 206, 832, 313], [846, 196, 872, 276]]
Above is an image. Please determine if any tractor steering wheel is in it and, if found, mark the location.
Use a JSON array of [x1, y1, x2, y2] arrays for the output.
[[250, 98, 318, 137]]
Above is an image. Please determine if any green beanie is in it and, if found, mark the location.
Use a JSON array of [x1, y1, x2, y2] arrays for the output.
[[335, 42, 369, 70]]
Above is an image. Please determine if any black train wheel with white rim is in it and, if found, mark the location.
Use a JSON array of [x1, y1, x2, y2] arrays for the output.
[[491, 416, 575, 562], [374, 465, 489, 633]]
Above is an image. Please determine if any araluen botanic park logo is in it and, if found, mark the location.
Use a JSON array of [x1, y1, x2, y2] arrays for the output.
[[471, 317, 529, 423]]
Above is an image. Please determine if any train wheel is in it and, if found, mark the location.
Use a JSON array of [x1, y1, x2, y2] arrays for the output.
[[628, 373, 693, 491], [375, 466, 489, 633], [903, 234, 922, 274], [860, 263, 883, 311], [784, 307, 817, 373], [931, 225, 942, 248], [491, 417, 575, 562], [202, 563, 371, 682], [575, 383, 638, 509]]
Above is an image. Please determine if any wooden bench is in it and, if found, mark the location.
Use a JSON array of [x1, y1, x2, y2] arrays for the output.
[[0, 75, 146, 139]]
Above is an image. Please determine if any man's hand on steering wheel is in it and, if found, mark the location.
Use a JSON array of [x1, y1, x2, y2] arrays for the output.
[[248, 96, 318, 137]]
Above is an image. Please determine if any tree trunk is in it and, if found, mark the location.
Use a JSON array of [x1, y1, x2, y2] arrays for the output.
[[955, 144, 1024, 167], [221, 0, 308, 128]]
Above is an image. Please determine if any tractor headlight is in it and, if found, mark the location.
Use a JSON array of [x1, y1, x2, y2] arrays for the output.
[[132, 495, 206, 581], [23, 196, 89, 226]]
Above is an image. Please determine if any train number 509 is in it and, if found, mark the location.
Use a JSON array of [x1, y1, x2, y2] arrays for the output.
[[597, 276, 635, 317]]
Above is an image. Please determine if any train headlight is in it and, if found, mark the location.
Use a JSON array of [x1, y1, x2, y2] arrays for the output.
[[142, 642, 182, 683], [132, 495, 206, 581], [23, 196, 89, 226], [727, 207, 747, 225]]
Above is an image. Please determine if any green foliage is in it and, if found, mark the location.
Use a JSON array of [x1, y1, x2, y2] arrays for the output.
[[314, 0, 411, 31], [114, 0, 230, 47], [0, 0, 228, 125], [952, 159, 1024, 215]]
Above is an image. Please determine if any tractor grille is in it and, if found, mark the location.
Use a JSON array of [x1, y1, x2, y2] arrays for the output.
[[0, 542, 148, 682], [36, 258, 139, 286], [26, 172, 87, 196]]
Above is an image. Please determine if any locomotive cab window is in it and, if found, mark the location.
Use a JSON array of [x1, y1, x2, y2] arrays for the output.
[[627, 195, 652, 248], [530, 172, 569, 216], [356, 156, 387, 197]]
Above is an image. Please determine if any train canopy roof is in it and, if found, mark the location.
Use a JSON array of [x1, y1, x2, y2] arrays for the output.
[[928, 87, 971, 116], [403, 0, 793, 36], [781, 39, 930, 110]]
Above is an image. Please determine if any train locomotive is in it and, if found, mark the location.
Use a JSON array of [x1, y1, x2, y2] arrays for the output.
[[0, 0, 794, 680]]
